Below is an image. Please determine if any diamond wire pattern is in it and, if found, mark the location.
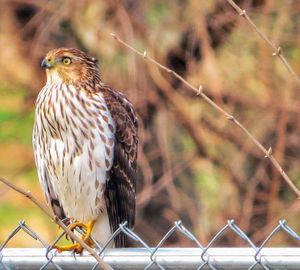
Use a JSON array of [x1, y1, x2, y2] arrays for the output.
[[1, 219, 300, 269], [0, 220, 63, 270]]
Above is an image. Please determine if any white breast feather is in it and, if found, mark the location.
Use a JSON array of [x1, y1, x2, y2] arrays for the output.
[[33, 83, 115, 222]]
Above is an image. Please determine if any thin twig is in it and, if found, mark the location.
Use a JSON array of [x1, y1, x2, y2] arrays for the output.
[[111, 33, 300, 198], [0, 176, 112, 270], [225, 0, 300, 83]]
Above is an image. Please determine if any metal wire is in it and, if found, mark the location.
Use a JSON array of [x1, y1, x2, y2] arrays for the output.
[[1, 219, 300, 270]]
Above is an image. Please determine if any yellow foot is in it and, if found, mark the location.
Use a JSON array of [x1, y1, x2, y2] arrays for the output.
[[55, 242, 83, 254], [54, 220, 96, 254]]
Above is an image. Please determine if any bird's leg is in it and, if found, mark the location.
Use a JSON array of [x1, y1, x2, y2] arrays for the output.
[[81, 220, 96, 247], [54, 220, 95, 253], [82, 220, 96, 241]]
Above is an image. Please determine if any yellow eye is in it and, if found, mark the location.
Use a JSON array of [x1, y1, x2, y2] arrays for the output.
[[62, 57, 72, 65]]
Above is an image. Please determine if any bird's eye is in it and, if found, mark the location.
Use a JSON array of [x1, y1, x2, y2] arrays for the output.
[[62, 57, 72, 65]]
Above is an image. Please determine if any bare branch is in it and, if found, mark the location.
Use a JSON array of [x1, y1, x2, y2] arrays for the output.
[[225, 0, 300, 84], [111, 33, 300, 198], [0, 176, 112, 270]]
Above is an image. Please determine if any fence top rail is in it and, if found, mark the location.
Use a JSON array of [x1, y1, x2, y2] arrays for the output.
[[2, 248, 300, 270]]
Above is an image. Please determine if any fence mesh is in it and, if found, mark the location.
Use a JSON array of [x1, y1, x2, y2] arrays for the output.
[[1, 219, 300, 269]]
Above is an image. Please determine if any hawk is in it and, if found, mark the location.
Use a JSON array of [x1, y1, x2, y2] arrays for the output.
[[33, 48, 138, 252]]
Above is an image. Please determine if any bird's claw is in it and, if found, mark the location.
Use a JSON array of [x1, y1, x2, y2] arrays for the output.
[[54, 220, 95, 253], [54, 243, 83, 254]]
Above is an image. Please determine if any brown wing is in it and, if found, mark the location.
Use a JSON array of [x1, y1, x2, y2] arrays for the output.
[[102, 86, 138, 247]]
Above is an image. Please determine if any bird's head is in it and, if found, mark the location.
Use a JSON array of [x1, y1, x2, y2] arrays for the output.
[[41, 48, 100, 86]]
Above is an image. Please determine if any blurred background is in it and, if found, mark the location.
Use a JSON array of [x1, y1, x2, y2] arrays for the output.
[[1, 0, 300, 248]]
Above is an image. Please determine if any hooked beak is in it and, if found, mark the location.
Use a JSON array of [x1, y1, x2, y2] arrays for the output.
[[41, 58, 52, 69]]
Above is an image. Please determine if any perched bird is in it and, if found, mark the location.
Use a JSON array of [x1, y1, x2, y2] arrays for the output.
[[33, 48, 138, 252]]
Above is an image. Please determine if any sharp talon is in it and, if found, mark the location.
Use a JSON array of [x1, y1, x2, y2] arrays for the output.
[[54, 245, 64, 253], [74, 246, 84, 254]]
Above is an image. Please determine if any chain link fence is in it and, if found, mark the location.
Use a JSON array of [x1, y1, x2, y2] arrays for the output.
[[1, 219, 300, 269]]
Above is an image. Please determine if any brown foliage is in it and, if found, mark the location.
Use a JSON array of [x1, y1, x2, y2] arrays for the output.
[[1, 0, 300, 247]]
